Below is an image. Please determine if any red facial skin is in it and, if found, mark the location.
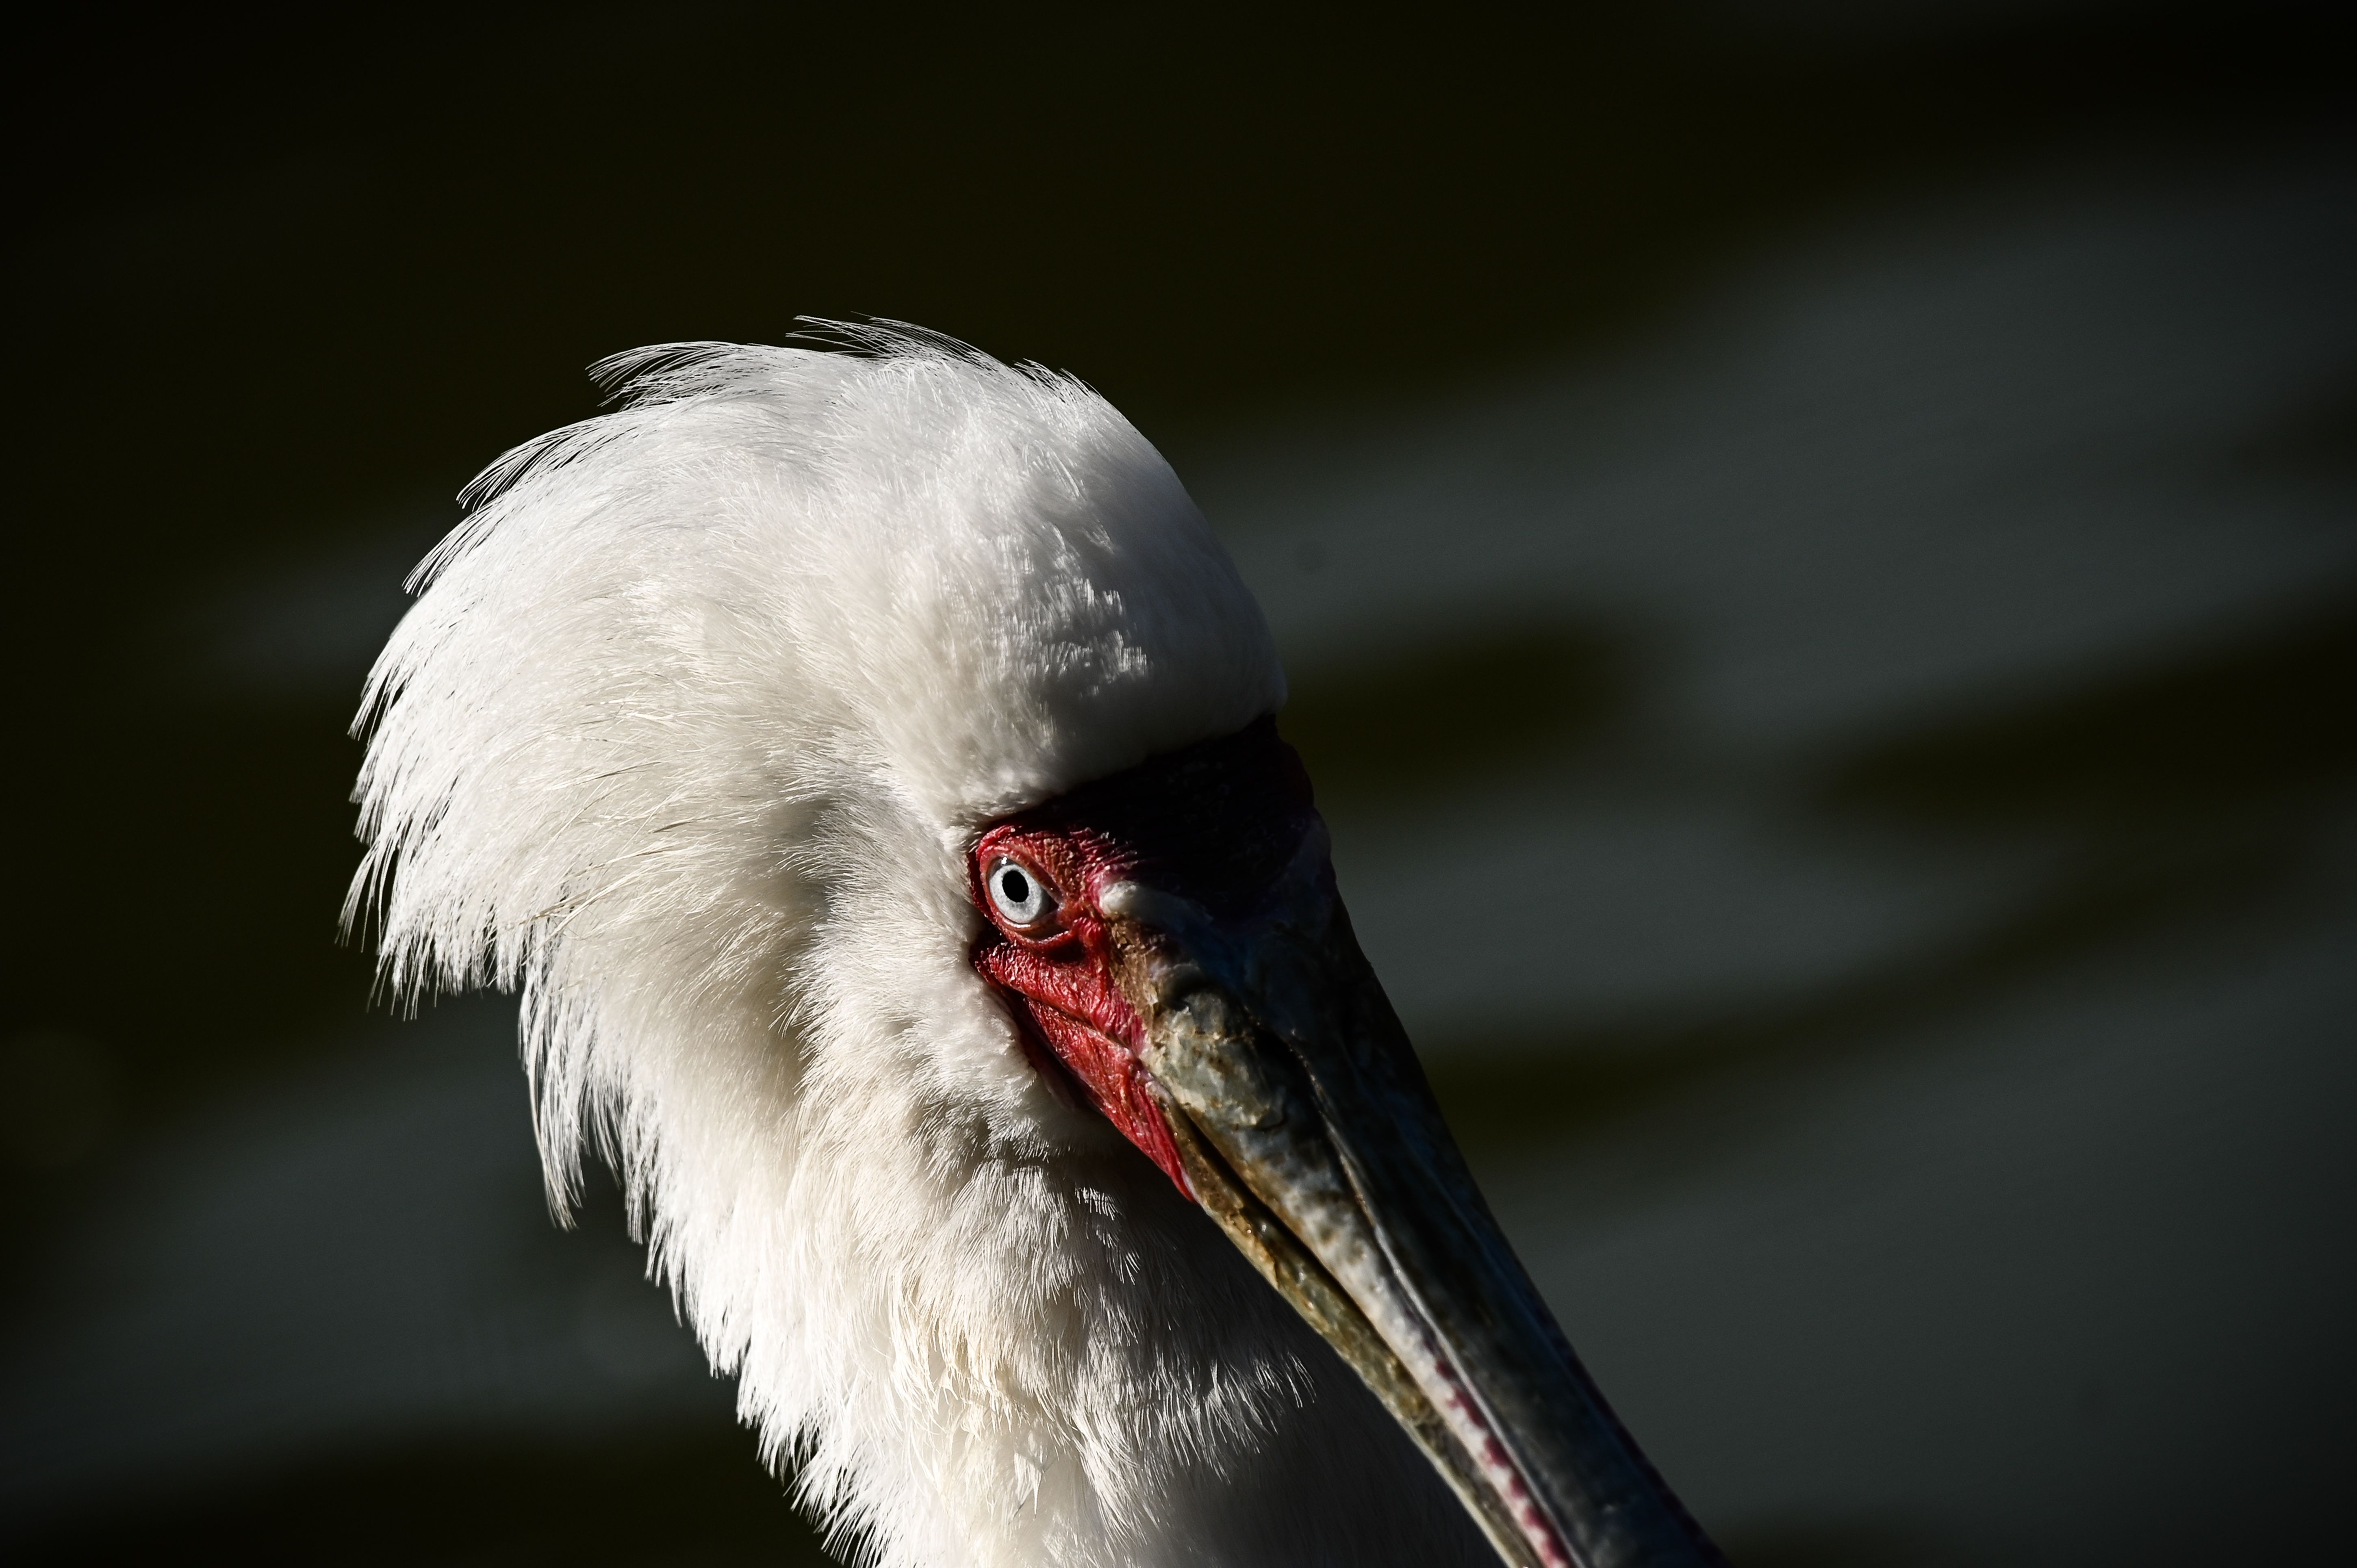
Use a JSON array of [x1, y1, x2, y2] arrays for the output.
[[968, 717, 1317, 1198], [969, 823, 1194, 1196]]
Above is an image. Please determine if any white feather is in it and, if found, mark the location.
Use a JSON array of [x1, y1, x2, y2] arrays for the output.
[[349, 327, 1484, 1567]]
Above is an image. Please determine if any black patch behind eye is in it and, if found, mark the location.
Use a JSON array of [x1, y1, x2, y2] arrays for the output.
[[1012, 716, 1316, 920]]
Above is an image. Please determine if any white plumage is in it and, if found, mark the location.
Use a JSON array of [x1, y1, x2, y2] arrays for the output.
[[349, 329, 1489, 1567]]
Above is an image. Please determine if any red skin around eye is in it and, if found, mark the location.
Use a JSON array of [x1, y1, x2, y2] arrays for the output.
[[970, 717, 1316, 1197], [969, 822, 1192, 1197]]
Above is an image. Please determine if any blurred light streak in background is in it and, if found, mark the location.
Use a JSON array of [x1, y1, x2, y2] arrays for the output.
[[3, 4, 2350, 1564]]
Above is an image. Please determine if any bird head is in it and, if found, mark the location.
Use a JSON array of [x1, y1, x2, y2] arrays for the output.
[[349, 325, 1715, 1568]]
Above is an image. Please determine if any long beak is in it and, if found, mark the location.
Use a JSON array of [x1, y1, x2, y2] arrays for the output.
[[1101, 824, 1723, 1568]]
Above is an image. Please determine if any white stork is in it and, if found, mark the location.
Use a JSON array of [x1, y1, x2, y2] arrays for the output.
[[348, 325, 1721, 1568]]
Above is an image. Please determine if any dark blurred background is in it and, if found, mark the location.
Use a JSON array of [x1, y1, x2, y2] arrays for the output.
[[4, 3, 2353, 1563]]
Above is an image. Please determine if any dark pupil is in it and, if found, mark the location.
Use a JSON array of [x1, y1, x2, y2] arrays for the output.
[[999, 868, 1031, 906]]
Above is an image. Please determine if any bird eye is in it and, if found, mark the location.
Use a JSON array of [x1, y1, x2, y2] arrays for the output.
[[988, 858, 1053, 928]]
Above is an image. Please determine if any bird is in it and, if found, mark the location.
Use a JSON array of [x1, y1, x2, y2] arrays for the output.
[[347, 323, 1722, 1568]]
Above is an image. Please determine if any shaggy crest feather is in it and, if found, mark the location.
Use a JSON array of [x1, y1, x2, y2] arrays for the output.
[[349, 329, 1480, 1568]]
